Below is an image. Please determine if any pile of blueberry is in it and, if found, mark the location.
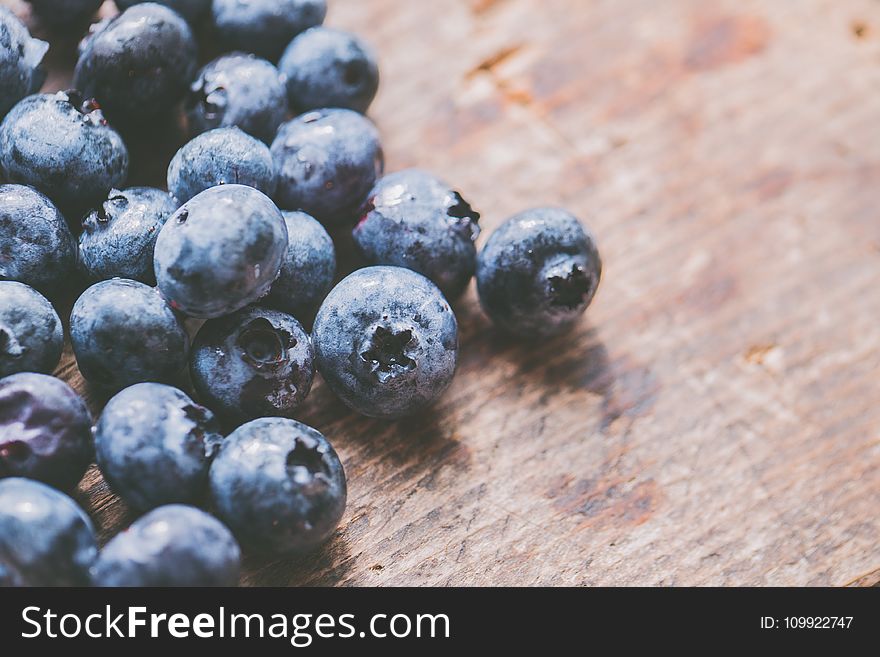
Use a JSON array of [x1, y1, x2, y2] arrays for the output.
[[0, 1, 602, 587]]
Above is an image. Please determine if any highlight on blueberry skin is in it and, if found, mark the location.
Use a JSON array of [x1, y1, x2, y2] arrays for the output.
[[191, 306, 315, 423], [69, 278, 190, 390], [0, 478, 97, 587], [211, 0, 328, 62], [313, 266, 459, 420], [153, 184, 289, 319], [167, 127, 277, 204], [91, 504, 241, 587], [0, 91, 129, 215], [0, 373, 93, 490], [185, 53, 289, 144], [0, 184, 76, 297], [264, 210, 336, 321], [95, 383, 223, 512], [354, 169, 481, 299], [476, 207, 602, 338], [271, 108, 384, 226], [209, 417, 346, 557], [78, 187, 178, 284], [115, 0, 212, 24], [0, 282, 63, 378], [74, 3, 197, 124], [0, 7, 47, 120], [279, 26, 380, 115], [24, 0, 103, 29]]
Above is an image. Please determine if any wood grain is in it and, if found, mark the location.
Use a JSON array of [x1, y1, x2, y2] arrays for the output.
[[3, 0, 880, 586]]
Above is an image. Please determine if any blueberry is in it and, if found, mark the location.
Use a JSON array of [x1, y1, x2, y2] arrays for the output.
[[209, 417, 346, 556], [0, 282, 62, 377], [264, 210, 336, 320], [0, 7, 47, 120], [313, 266, 458, 419], [114, 0, 211, 24], [191, 306, 314, 422], [211, 0, 327, 62], [0, 478, 97, 586], [70, 279, 189, 390], [354, 169, 480, 299], [91, 505, 240, 587], [73, 3, 197, 124], [95, 383, 222, 512], [167, 127, 276, 204], [0, 92, 129, 215], [78, 187, 177, 284], [154, 184, 288, 319], [271, 109, 383, 225], [477, 208, 602, 338], [0, 184, 76, 296], [279, 27, 379, 115], [0, 373, 92, 490], [185, 53, 289, 144], [24, 0, 103, 29]]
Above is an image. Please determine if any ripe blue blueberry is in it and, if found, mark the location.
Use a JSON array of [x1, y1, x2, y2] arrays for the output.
[[167, 127, 276, 204], [0, 184, 76, 296], [95, 383, 223, 512], [91, 505, 240, 587], [279, 27, 380, 115], [354, 169, 480, 299], [190, 306, 314, 422], [209, 417, 346, 556], [264, 211, 336, 320], [211, 0, 327, 62], [0, 92, 129, 215], [185, 53, 289, 144], [78, 187, 177, 284], [476, 208, 602, 338], [0, 282, 63, 377], [115, 0, 211, 24], [70, 279, 190, 390], [154, 184, 288, 319], [0, 478, 97, 586], [0, 7, 46, 120], [313, 266, 458, 419], [0, 373, 92, 490], [271, 108, 384, 225], [24, 0, 102, 29], [74, 3, 197, 124]]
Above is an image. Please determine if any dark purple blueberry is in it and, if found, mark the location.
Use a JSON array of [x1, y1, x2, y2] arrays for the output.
[[24, 0, 103, 29], [0, 373, 92, 490], [0, 282, 63, 377]]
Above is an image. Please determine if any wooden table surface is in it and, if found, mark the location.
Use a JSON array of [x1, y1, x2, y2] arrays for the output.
[[5, 0, 880, 586]]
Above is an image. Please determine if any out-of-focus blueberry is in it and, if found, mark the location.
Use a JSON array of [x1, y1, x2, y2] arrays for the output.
[[154, 185, 288, 319], [78, 187, 177, 284], [167, 127, 276, 204], [70, 278, 190, 390], [0, 7, 47, 120], [279, 27, 379, 115], [91, 505, 240, 587], [185, 53, 288, 144], [476, 208, 602, 338], [0, 282, 63, 377], [0, 92, 129, 215], [264, 211, 336, 320], [271, 108, 383, 226], [74, 3, 197, 124], [95, 383, 222, 512], [0, 184, 76, 296], [313, 266, 458, 419], [353, 169, 480, 299], [0, 373, 92, 490], [190, 306, 314, 422], [209, 417, 346, 556], [211, 0, 327, 62], [0, 478, 97, 586], [24, 0, 103, 29]]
